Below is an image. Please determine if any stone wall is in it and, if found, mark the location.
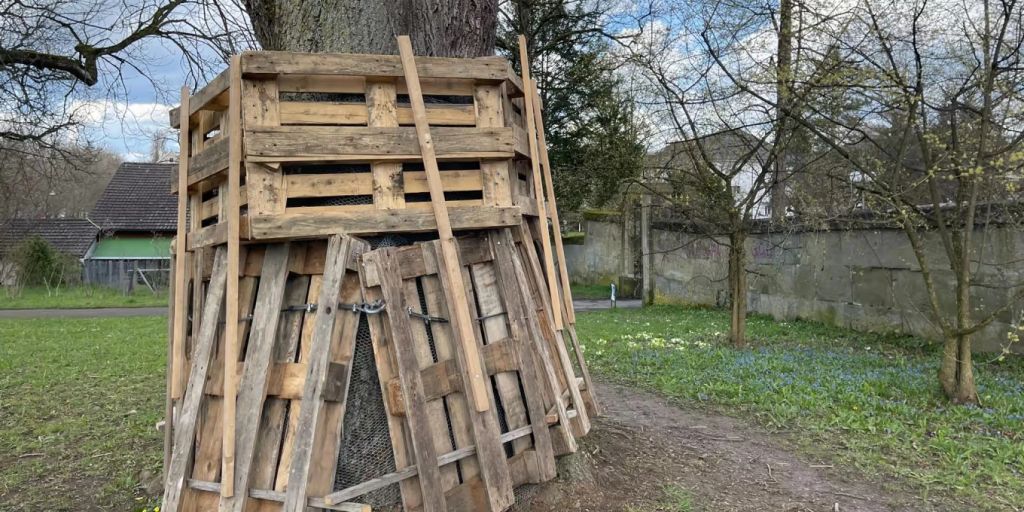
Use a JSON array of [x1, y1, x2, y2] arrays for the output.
[[567, 218, 1024, 353]]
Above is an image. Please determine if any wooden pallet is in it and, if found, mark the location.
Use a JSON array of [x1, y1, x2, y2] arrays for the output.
[[164, 37, 596, 512]]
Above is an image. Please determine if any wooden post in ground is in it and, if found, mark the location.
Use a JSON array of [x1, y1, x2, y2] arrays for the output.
[[396, 35, 490, 413], [222, 54, 243, 498], [517, 35, 564, 331]]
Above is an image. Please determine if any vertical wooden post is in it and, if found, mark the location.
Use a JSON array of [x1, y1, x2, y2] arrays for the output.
[[528, 78, 576, 325], [222, 54, 243, 498], [396, 35, 490, 413], [517, 35, 564, 331], [166, 87, 190, 481], [171, 88, 190, 401]]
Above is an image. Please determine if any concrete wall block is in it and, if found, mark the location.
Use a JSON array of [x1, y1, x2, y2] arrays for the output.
[[850, 267, 895, 308]]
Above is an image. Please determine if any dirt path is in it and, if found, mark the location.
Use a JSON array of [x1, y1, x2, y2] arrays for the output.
[[515, 380, 959, 512]]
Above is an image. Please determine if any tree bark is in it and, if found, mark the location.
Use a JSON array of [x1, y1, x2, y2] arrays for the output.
[[728, 228, 747, 347], [243, 0, 498, 56]]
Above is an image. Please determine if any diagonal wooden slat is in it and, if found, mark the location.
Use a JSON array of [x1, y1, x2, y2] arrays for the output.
[[163, 247, 228, 511], [221, 243, 291, 512], [368, 248, 447, 512], [397, 35, 491, 413], [488, 230, 557, 482], [281, 235, 358, 512]]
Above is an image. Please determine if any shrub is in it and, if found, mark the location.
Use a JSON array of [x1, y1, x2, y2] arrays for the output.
[[11, 236, 81, 289]]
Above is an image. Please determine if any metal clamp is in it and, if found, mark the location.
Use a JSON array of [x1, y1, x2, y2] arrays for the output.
[[407, 306, 449, 324], [340, 299, 387, 315]]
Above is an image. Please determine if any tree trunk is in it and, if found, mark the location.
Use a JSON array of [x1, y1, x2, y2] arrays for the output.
[[728, 229, 747, 347], [244, 0, 498, 56], [770, 0, 793, 221], [938, 265, 979, 403]]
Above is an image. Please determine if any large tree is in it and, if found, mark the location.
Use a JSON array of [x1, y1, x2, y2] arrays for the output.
[[243, 0, 499, 56]]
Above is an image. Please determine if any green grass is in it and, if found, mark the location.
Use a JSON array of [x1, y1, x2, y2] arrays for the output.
[[577, 305, 1024, 510], [0, 316, 166, 511], [571, 283, 614, 300], [626, 485, 696, 512], [0, 286, 168, 309]]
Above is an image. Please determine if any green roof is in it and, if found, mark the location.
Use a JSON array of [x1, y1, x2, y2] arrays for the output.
[[91, 236, 171, 259]]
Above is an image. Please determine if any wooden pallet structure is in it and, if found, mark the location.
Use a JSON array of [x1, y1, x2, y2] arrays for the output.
[[163, 35, 597, 512]]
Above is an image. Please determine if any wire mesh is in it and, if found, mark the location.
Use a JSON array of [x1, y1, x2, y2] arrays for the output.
[[333, 314, 402, 508]]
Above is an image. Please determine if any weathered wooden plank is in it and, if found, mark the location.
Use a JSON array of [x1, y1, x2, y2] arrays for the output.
[[423, 241, 515, 511], [530, 78, 574, 322], [163, 247, 227, 512], [366, 248, 446, 512], [246, 206, 521, 239], [240, 51, 511, 83], [489, 230, 557, 482], [385, 338, 520, 413], [359, 236, 492, 287], [205, 361, 348, 402], [475, 84, 513, 207], [509, 228, 578, 455], [273, 274, 322, 492], [365, 80, 405, 210], [283, 169, 481, 200], [169, 69, 230, 128], [402, 279, 459, 491], [398, 36, 490, 414], [171, 87, 190, 402], [186, 136, 229, 187], [222, 55, 244, 497], [306, 271, 364, 499], [241, 76, 285, 218], [468, 262, 530, 455], [220, 243, 290, 512], [280, 101, 476, 126], [360, 256, 423, 511], [281, 235, 359, 512], [518, 35, 564, 331], [278, 74, 477, 97], [244, 126, 514, 162]]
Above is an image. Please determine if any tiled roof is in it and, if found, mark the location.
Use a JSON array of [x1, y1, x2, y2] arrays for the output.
[[90, 162, 177, 232], [0, 218, 98, 258]]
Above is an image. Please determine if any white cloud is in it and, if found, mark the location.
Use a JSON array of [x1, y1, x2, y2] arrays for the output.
[[70, 99, 176, 160]]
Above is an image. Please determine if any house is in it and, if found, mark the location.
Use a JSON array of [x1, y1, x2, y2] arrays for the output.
[[84, 162, 177, 289], [647, 129, 774, 221], [0, 218, 99, 286]]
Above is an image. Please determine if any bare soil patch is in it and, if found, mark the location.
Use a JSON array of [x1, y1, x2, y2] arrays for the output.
[[515, 380, 967, 512]]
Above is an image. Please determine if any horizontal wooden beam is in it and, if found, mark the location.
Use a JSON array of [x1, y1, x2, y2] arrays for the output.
[[385, 337, 520, 415], [321, 425, 534, 506], [244, 126, 514, 162], [246, 206, 521, 240], [279, 102, 476, 126], [285, 170, 481, 199], [204, 362, 348, 401], [240, 51, 511, 84], [169, 70, 230, 128], [361, 235, 493, 286]]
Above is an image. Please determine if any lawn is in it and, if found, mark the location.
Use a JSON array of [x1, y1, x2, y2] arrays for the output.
[[1, 306, 1021, 511], [570, 282, 614, 300], [0, 286, 168, 309], [0, 316, 166, 511], [577, 305, 1024, 510]]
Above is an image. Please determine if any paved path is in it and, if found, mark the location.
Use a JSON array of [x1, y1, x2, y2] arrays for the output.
[[0, 299, 641, 319], [573, 299, 642, 312], [0, 307, 166, 319]]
